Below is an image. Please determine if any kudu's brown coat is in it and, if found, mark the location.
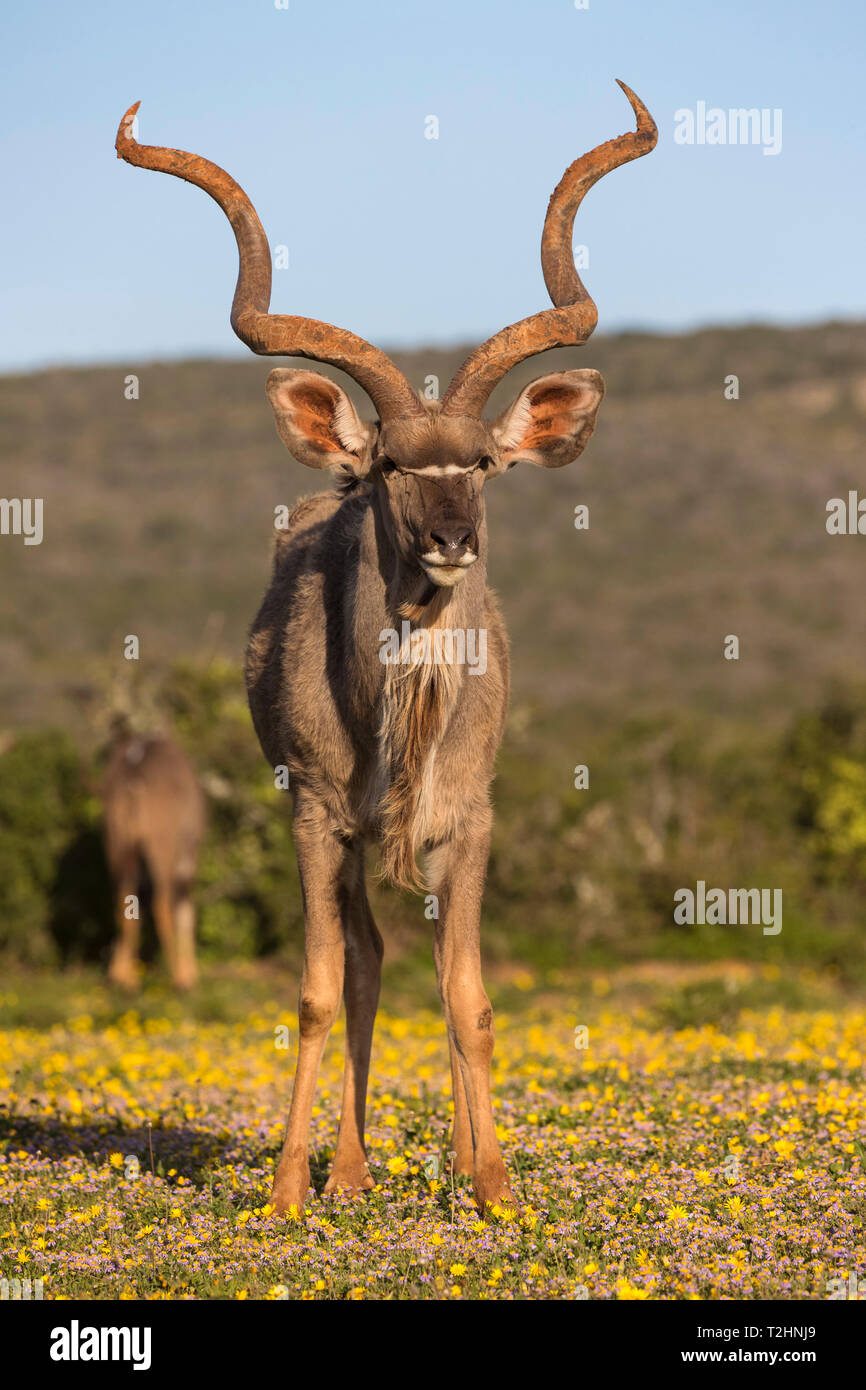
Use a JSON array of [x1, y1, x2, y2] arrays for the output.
[[116, 82, 657, 1212]]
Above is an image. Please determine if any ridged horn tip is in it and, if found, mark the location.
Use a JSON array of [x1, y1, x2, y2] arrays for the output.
[[614, 80, 657, 141], [116, 102, 142, 157]]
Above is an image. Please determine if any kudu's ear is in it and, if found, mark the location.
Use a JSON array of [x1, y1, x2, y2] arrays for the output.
[[266, 369, 376, 472], [492, 370, 605, 469]]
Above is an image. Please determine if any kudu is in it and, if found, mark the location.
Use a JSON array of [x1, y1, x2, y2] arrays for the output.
[[101, 719, 206, 991], [116, 81, 656, 1212]]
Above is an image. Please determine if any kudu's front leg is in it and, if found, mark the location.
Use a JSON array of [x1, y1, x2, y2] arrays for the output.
[[270, 797, 348, 1214], [431, 819, 515, 1214]]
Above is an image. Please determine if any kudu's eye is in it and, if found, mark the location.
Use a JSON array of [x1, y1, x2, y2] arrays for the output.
[[378, 456, 397, 475], [475, 455, 494, 472]]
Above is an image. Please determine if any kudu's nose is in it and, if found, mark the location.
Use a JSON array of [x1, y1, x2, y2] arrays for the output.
[[427, 522, 476, 557]]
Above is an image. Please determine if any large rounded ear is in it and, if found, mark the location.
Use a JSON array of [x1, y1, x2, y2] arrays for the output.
[[266, 368, 376, 473], [492, 369, 605, 468]]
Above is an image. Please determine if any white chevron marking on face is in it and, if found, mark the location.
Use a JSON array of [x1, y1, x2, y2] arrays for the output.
[[410, 464, 472, 476]]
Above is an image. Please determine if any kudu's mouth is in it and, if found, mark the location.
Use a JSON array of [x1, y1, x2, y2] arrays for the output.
[[420, 550, 478, 587]]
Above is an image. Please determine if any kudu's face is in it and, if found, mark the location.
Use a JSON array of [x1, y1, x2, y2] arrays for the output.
[[371, 413, 495, 587], [266, 368, 606, 588]]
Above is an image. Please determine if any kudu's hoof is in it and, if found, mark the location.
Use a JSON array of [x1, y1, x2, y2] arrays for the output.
[[323, 1166, 375, 1196], [473, 1164, 516, 1217], [108, 966, 139, 993], [270, 1170, 311, 1216]]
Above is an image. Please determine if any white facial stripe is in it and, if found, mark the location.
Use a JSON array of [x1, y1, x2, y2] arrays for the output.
[[411, 464, 472, 477]]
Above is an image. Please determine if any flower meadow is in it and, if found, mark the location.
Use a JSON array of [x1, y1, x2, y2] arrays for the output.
[[1, 966, 864, 1301]]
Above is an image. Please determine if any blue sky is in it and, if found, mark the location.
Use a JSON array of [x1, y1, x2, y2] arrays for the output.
[[1, 0, 863, 371]]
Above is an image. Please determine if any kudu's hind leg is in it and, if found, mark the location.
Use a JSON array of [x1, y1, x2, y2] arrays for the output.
[[270, 796, 350, 1214], [431, 820, 515, 1214], [152, 878, 181, 987], [149, 839, 199, 990], [325, 843, 382, 1194], [108, 853, 142, 991], [171, 845, 199, 991], [172, 886, 198, 991]]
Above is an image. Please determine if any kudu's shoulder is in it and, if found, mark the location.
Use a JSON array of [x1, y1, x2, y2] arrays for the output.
[[271, 487, 367, 568]]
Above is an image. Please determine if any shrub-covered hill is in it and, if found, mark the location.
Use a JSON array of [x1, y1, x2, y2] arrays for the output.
[[2, 319, 866, 730]]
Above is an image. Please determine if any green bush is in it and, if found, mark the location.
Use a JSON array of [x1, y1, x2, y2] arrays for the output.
[[0, 730, 98, 964], [2, 666, 866, 982]]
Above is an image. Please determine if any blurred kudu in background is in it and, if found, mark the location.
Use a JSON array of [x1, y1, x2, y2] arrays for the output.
[[100, 717, 206, 990]]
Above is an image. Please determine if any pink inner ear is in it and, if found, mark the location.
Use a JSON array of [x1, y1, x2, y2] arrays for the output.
[[285, 386, 342, 451], [530, 386, 581, 412], [521, 389, 587, 448], [521, 413, 574, 448]]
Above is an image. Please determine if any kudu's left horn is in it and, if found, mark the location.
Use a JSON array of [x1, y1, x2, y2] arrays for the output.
[[115, 102, 424, 424]]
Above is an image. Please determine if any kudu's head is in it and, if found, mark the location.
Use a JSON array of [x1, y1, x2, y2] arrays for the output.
[[116, 83, 656, 590]]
